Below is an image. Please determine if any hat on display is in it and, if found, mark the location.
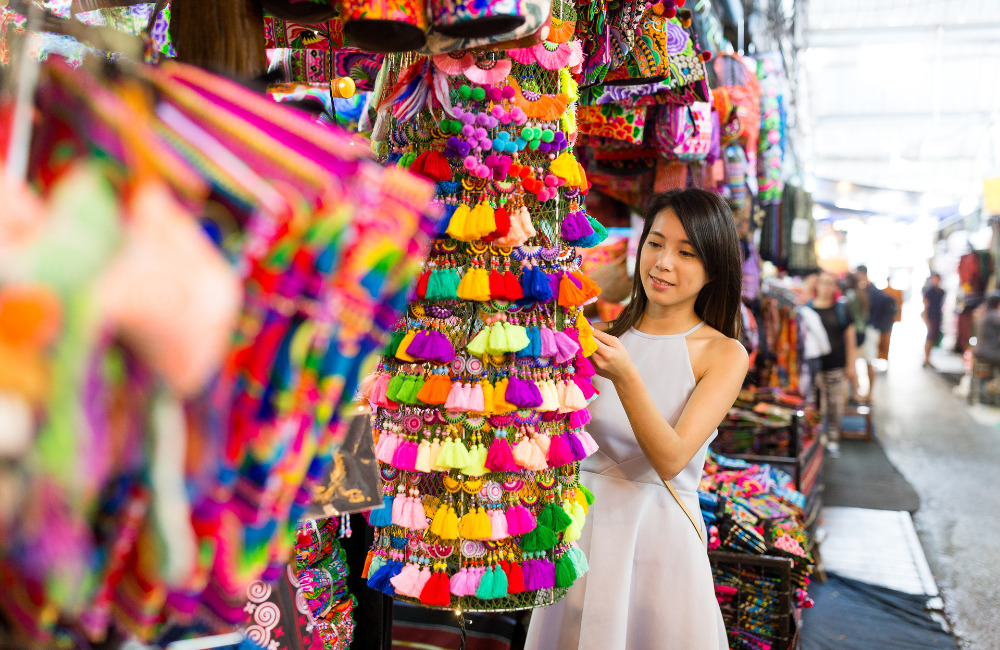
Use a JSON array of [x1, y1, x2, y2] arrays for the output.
[[340, 0, 428, 52], [260, 0, 339, 23], [429, 0, 525, 39], [417, 0, 551, 54]]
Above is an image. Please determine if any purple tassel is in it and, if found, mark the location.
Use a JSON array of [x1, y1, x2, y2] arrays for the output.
[[566, 431, 588, 461], [568, 408, 592, 429], [506, 376, 543, 408], [561, 210, 596, 241], [534, 558, 556, 589], [406, 330, 432, 358], [553, 329, 581, 364], [427, 330, 456, 364], [547, 434, 576, 467]]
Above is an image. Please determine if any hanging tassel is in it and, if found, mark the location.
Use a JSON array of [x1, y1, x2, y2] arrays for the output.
[[488, 321, 511, 354], [573, 375, 597, 400], [416, 268, 432, 299], [489, 269, 506, 299], [465, 567, 485, 596], [566, 430, 588, 461], [512, 436, 547, 470], [520, 524, 558, 552], [391, 439, 419, 471], [474, 565, 495, 599], [558, 271, 588, 307], [391, 490, 406, 525], [555, 554, 578, 588], [539, 326, 557, 357], [395, 330, 418, 362], [533, 557, 556, 589], [368, 494, 394, 527], [560, 209, 596, 241], [442, 268, 461, 300], [362, 550, 376, 579], [567, 544, 590, 578], [571, 427, 599, 457], [419, 570, 452, 607], [385, 330, 406, 358], [428, 437, 445, 470], [547, 434, 576, 467], [366, 553, 387, 580], [505, 504, 537, 535], [492, 377, 516, 414], [537, 502, 574, 532], [426, 331, 456, 364], [563, 509, 583, 542], [505, 560, 526, 593], [489, 206, 511, 241], [369, 372, 397, 408], [446, 204, 471, 241], [503, 270, 524, 300], [472, 506, 493, 540], [430, 504, 449, 537], [450, 567, 471, 596], [503, 322, 531, 352], [535, 380, 558, 412], [488, 509, 509, 540], [390, 563, 423, 597], [568, 407, 592, 430], [485, 434, 518, 472], [385, 373, 406, 403], [368, 559, 403, 595], [375, 432, 400, 464], [468, 326, 490, 357], [552, 329, 581, 364], [461, 443, 489, 477], [417, 374, 448, 405], [405, 496, 429, 530], [491, 564, 509, 598], [444, 381, 465, 410], [468, 382, 486, 413], [481, 380, 495, 415], [440, 506, 459, 540], [504, 376, 540, 408], [575, 313, 598, 357], [414, 566, 432, 596]]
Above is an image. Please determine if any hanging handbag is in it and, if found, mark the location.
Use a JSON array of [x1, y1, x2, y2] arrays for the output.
[[654, 100, 713, 162], [302, 408, 383, 518]]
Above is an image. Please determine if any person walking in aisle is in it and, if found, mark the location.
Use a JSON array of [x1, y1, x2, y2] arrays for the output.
[[525, 189, 747, 650], [809, 272, 857, 457], [855, 265, 895, 402], [922, 272, 945, 368]]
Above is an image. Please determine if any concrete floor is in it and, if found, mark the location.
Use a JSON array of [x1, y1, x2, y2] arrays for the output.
[[868, 310, 1000, 649]]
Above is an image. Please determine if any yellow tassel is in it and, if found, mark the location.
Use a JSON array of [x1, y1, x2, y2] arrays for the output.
[[573, 488, 590, 515], [429, 504, 448, 537], [440, 506, 459, 539], [446, 204, 471, 241], [577, 312, 598, 357], [477, 202, 496, 239], [458, 510, 478, 539], [470, 507, 492, 540], [481, 380, 495, 415], [395, 329, 418, 362]]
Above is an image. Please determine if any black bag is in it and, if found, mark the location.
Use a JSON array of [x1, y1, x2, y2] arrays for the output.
[[301, 408, 382, 519]]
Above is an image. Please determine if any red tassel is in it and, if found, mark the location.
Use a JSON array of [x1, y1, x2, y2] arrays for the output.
[[503, 271, 524, 300], [489, 270, 506, 300], [409, 151, 453, 182], [484, 207, 511, 242], [362, 550, 375, 579], [505, 561, 525, 594], [416, 269, 431, 298], [419, 571, 452, 607]]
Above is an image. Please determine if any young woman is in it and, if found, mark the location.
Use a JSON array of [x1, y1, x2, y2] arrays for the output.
[[809, 272, 857, 456], [525, 189, 748, 650]]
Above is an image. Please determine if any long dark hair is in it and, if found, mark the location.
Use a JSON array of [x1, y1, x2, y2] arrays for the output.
[[608, 189, 743, 339]]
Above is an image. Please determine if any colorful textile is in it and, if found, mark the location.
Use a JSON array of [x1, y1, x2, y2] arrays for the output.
[[578, 103, 647, 144]]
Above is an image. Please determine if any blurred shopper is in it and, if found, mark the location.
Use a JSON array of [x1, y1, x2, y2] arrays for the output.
[[922, 272, 946, 368], [855, 265, 895, 402], [809, 272, 857, 456], [973, 292, 1000, 366]]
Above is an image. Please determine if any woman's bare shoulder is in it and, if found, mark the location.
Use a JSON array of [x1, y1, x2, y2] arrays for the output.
[[689, 324, 749, 375]]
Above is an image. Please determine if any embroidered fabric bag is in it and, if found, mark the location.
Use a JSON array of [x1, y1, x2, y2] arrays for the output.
[[654, 101, 712, 162]]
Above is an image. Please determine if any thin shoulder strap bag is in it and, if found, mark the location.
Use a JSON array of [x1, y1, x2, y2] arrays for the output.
[[664, 479, 706, 546]]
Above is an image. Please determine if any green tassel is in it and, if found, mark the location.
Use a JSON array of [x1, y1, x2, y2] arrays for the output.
[[491, 565, 508, 598], [587, 216, 608, 244], [397, 375, 418, 404], [427, 269, 446, 300], [406, 375, 425, 404], [476, 566, 496, 600], [442, 269, 461, 300], [386, 373, 405, 402], [555, 554, 578, 588], [538, 503, 574, 532], [579, 485, 595, 505], [567, 545, 590, 577], [520, 524, 558, 552], [385, 329, 405, 357]]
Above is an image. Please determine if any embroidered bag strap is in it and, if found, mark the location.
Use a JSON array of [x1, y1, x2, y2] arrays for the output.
[[663, 479, 705, 546]]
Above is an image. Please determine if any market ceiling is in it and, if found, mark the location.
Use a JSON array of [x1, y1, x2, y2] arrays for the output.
[[800, 0, 1000, 204]]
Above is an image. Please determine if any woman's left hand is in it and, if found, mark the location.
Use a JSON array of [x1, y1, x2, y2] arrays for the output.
[[591, 329, 637, 385]]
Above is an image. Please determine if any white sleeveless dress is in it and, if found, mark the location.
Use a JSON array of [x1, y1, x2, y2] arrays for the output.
[[525, 324, 729, 650]]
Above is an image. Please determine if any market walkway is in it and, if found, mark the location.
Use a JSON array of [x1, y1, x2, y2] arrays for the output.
[[867, 309, 1000, 649]]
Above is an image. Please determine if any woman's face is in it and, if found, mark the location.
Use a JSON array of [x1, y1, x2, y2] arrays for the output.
[[638, 208, 709, 315], [817, 272, 838, 301]]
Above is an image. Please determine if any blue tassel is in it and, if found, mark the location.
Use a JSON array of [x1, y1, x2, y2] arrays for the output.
[[368, 495, 394, 527], [367, 559, 403, 594], [435, 204, 457, 238]]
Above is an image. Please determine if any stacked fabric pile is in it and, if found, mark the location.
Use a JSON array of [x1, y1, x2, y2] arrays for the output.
[[0, 54, 437, 646]]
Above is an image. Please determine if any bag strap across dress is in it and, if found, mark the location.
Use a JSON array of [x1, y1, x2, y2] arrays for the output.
[[663, 479, 706, 546]]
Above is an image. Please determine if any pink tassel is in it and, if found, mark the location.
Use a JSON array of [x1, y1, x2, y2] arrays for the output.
[[555, 380, 570, 413], [489, 509, 509, 540], [454, 383, 475, 410], [511, 437, 535, 469], [414, 567, 432, 595], [450, 567, 471, 596], [391, 490, 406, 525], [369, 372, 399, 408], [444, 381, 464, 410], [375, 432, 400, 464], [468, 382, 486, 413], [390, 563, 423, 597], [572, 428, 600, 456], [568, 408, 592, 429], [574, 375, 597, 400], [407, 496, 429, 530], [391, 440, 419, 471], [506, 504, 537, 535], [465, 567, 485, 596], [485, 436, 518, 472], [553, 329, 581, 364], [547, 434, 576, 467], [564, 380, 589, 411], [539, 326, 558, 357]]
